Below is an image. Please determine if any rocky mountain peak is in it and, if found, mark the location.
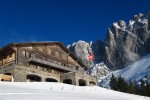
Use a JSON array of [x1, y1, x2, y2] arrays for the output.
[[68, 11, 150, 70], [68, 40, 95, 68], [104, 11, 150, 69]]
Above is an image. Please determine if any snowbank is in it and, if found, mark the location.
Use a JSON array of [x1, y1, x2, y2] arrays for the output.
[[0, 82, 148, 100]]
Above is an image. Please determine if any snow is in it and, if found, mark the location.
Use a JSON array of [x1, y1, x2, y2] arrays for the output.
[[72, 42, 77, 47], [113, 22, 126, 31], [141, 19, 148, 25], [129, 12, 148, 30], [89, 62, 110, 81], [129, 20, 135, 26], [0, 82, 149, 100], [113, 22, 121, 29], [101, 54, 150, 88], [108, 28, 114, 36], [67, 45, 71, 49]]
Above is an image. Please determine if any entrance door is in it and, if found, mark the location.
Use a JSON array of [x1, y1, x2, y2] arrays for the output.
[[27, 74, 41, 82], [46, 78, 58, 82], [79, 79, 86, 86], [63, 79, 72, 84]]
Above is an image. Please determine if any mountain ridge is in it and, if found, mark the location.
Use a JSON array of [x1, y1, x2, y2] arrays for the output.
[[100, 54, 150, 88], [68, 11, 150, 86], [68, 11, 150, 70]]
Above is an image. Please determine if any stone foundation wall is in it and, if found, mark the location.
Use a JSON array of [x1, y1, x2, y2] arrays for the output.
[[14, 65, 61, 82], [0, 64, 97, 86], [0, 64, 15, 76], [60, 72, 97, 86], [75, 72, 97, 86]]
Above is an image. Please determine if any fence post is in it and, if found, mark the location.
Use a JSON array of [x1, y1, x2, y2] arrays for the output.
[[50, 86, 52, 90], [72, 86, 74, 91], [62, 86, 63, 91]]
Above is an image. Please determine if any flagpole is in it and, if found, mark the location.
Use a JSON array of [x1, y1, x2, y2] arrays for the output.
[[93, 55, 98, 86], [87, 48, 98, 86]]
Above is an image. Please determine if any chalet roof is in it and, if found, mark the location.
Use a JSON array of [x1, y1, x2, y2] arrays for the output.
[[0, 42, 87, 69]]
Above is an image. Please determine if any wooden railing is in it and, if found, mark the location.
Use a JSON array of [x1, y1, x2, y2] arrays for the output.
[[28, 55, 77, 72]]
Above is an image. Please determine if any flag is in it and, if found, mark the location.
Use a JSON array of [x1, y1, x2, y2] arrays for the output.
[[88, 54, 94, 61]]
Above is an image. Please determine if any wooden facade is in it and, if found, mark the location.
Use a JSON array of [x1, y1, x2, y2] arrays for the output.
[[0, 42, 97, 86]]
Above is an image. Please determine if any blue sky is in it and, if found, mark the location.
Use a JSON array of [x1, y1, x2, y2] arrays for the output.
[[0, 0, 150, 47]]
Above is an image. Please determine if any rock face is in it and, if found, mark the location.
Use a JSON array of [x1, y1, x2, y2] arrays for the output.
[[68, 41, 110, 78], [68, 40, 95, 68], [104, 11, 150, 69], [68, 11, 150, 70]]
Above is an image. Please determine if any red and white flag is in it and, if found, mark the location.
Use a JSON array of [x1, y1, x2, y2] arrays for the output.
[[88, 54, 94, 61]]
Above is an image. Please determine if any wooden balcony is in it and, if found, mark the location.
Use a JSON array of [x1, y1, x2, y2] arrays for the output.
[[28, 56, 77, 72]]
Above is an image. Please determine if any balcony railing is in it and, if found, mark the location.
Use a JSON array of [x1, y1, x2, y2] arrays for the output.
[[28, 55, 77, 72]]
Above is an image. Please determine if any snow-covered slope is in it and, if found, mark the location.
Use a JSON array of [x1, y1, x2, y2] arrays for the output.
[[101, 54, 150, 88], [0, 82, 148, 100], [87, 62, 110, 81]]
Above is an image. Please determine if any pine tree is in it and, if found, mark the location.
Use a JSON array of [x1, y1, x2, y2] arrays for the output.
[[110, 75, 150, 97], [134, 83, 141, 95], [117, 76, 129, 92], [110, 74, 118, 91], [142, 81, 150, 97], [146, 82, 150, 96], [140, 80, 146, 96], [129, 81, 136, 94]]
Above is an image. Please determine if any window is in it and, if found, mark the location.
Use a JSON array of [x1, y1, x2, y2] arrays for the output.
[[29, 53, 31, 58], [26, 51, 29, 57], [61, 54, 67, 60], [3, 56, 7, 60], [55, 51, 60, 57], [0, 57, 2, 66], [76, 66, 79, 70], [9, 54, 12, 58], [22, 51, 26, 57], [22, 51, 29, 58], [51, 50, 55, 56]]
